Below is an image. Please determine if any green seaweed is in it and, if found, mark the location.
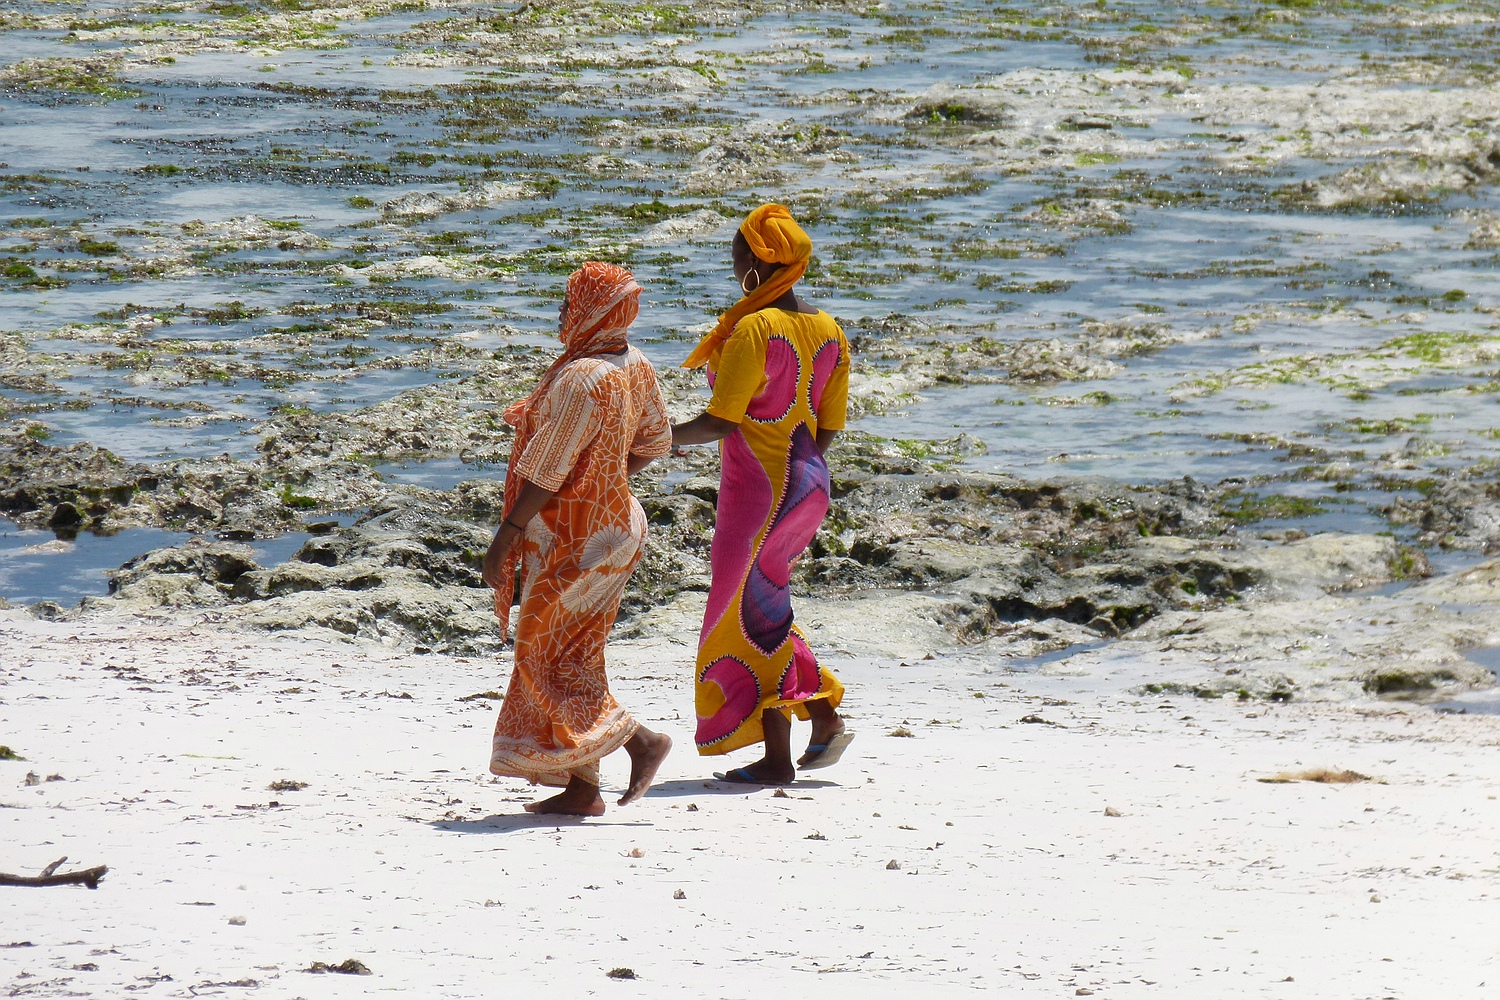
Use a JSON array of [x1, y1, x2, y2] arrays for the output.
[[4, 58, 143, 101], [1219, 492, 1327, 524], [278, 484, 319, 509]]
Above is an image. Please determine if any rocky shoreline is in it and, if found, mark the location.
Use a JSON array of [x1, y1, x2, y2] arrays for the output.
[[3, 247, 1497, 703], [4, 0, 1500, 708], [4, 368, 1496, 705]]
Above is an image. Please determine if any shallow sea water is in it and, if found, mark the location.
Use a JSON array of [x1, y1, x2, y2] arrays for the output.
[[0, 523, 188, 605], [2, 0, 1499, 598]]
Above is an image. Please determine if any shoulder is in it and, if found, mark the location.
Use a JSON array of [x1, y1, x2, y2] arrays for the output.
[[809, 309, 842, 332], [717, 315, 773, 369], [730, 310, 775, 340], [548, 356, 621, 403], [833, 319, 851, 354], [620, 347, 662, 388], [811, 311, 849, 349], [775, 309, 847, 358], [623, 345, 657, 372]]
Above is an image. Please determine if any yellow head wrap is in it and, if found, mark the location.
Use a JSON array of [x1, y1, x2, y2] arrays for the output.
[[682, 203, 812, 369]]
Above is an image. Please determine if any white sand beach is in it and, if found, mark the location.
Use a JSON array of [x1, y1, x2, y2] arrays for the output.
[[4, 602, 1497, 999]]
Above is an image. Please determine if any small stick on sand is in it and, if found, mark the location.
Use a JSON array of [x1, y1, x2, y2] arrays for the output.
[[0, 856, 108, 889]]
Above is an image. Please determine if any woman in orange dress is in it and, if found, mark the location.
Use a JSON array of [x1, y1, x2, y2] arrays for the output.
[[481, 261, 674, 816], [672, 204, 855, 785]]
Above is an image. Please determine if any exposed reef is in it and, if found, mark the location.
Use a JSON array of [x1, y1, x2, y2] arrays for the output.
[[3, 0, 1499, 705]]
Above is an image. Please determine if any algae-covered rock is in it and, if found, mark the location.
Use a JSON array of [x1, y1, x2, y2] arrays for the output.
[[1464, 210, 1500, 250], [230, 507, 491, 600], [380, 181, 533, 220], [109, 539, 261, 608], [0, 424, 308, 537], [637, 209, 733, 246], [929, 532, 1405, 643], [1056, 556, 1500, 702], [236, 584, 502, 656], [909, 84, 1011, 124], [0, 434, 152, 534], [108, 508, 501, 653], [839, 315, 1208, 412], [1386, 480, 1500, 553]]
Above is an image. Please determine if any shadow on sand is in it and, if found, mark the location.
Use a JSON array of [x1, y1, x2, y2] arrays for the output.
[[429, 775, 845, 831], [643, 776, 841, 798], [430, 813, 657, 834]]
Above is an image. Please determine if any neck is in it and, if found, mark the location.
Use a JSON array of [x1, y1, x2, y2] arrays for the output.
[[769, 289, 799, 311]]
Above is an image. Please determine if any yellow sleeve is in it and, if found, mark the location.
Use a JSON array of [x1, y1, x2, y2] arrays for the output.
[[815, 325, 851, 431], [704, 315, 769, 424]]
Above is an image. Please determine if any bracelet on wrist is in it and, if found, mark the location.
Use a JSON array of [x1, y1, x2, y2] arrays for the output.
[[504, 517, 527, 531]]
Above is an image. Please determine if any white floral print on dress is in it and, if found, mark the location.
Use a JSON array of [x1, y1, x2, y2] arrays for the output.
[[579, 523, 638, 570], [559, 567, 628, 615]]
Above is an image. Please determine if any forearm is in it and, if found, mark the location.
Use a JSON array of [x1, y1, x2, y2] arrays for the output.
[[672, 412, 739, 446], [484, 477, 556, 588], [815, 428, 839, 455], [627, 452, 657, 475], [502, 478, 559, 529]]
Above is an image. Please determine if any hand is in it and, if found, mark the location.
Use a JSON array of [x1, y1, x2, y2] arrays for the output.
[[482, 524, 523, 589]]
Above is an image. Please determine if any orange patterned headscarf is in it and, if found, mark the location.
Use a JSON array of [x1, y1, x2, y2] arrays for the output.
[[504, 261, 641, 430], [559, 260, 642, 354], [682, 203, 811, 369]]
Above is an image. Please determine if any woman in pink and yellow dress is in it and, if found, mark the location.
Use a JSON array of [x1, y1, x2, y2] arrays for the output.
[[672, 204, 855, 784]]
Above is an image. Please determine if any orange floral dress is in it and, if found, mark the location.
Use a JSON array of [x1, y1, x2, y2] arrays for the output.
[[489, 268, 671, 788]]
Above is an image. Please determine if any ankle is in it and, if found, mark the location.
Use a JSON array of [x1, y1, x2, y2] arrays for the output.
[[761, 751, 794, 771], [626, 728, 660, 755]]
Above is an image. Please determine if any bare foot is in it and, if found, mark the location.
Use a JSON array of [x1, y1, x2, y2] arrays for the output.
[[523, 776, 605, 816], [618, 728, 672, 806]]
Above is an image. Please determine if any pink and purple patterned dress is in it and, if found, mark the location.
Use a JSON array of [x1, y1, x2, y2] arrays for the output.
[[693, 307, 851, 755]]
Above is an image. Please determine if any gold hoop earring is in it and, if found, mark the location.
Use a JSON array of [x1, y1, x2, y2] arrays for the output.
[[741, 269, 761, 295]]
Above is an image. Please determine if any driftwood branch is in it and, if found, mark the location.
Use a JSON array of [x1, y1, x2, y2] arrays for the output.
[[0, 856, 107, 889]]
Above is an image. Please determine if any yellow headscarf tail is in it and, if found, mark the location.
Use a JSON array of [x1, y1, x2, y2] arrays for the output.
[[682, 203, 812, 369]]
